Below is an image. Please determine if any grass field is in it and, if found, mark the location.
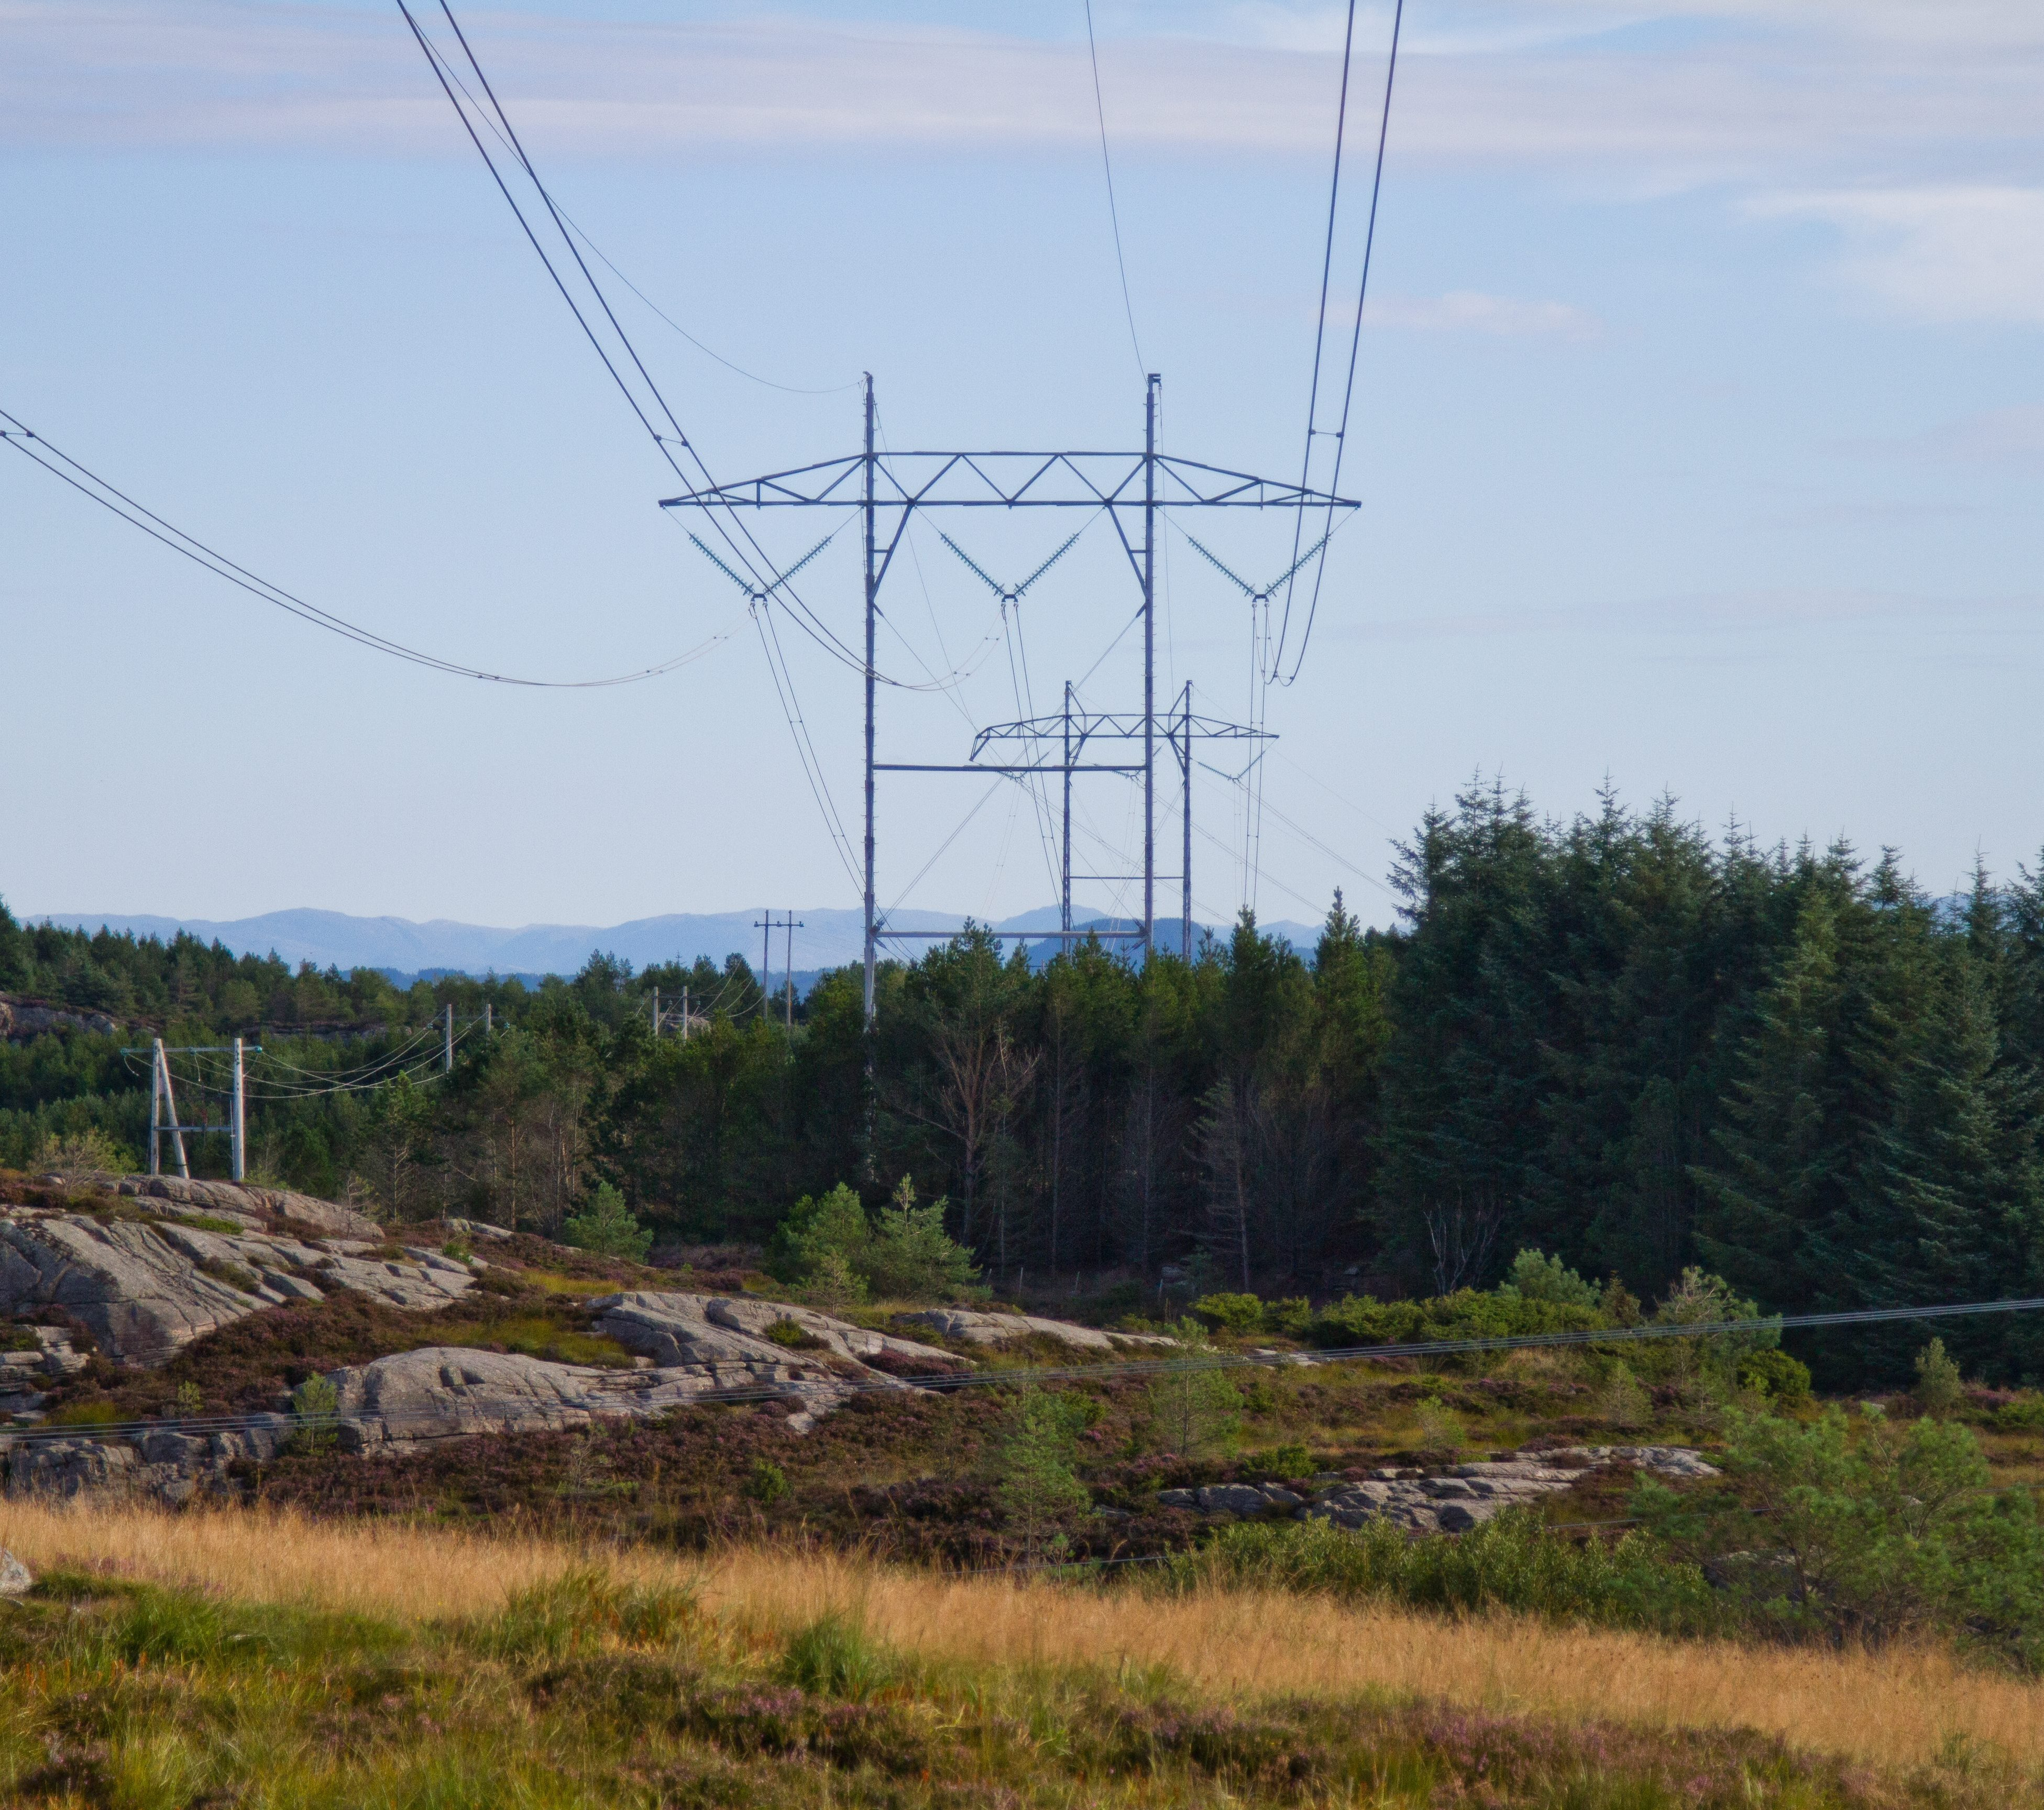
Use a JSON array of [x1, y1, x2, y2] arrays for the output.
[[2, 1500, 2038, 1807]]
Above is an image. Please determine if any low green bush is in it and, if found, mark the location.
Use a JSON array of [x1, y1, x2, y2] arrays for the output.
[[1738, 1347, 1814, 1404], [1256, 1441, 1315, 1479], [761, 1318, 825, 1352], [1189, 1293, 1265, 1333], [1171, 1512, 1723, 1637], [1301, 1287, 1610, 1350], [1995, 1395, 2044, 1433], [1635, 1407, 2044, 1669], [1497, 1248, 1598, 1307]]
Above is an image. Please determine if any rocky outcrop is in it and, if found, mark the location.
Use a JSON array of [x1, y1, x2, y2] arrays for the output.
[[1, 1415, 294, 1507], [328, 1342, 866, 1449], [1158, 1482, 1304, 1515], [0, 1206, 476, 1365], [899, 1308, 1175, 1351], [2, 1326, 88, 1422], [1158, 1445, 1720, 1535], [1, 1547, 31, 1595], [115, 1175, 381, 1241], [593, 1292, 958, 1373], [0, 996, 119, 1041]]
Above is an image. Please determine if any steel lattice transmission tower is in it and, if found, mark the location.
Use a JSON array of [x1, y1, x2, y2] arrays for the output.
[[658, 374, 1358, 1034]]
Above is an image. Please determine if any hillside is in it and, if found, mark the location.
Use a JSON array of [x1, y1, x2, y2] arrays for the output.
[[26, 905, 1324, 976], [10, 1166, 2044, 1803]]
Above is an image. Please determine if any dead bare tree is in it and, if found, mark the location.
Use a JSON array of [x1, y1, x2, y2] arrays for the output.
[[1423, 1193, 1503, 1295]]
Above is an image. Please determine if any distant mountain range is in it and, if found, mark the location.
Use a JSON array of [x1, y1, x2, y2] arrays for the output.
[[34, 906, 1324, 979]]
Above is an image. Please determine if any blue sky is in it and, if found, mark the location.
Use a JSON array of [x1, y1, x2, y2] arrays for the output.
[[4, 1, 2040, 935]]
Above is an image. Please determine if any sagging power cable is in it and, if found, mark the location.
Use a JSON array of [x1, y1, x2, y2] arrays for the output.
[[0, 410, 737, 688]]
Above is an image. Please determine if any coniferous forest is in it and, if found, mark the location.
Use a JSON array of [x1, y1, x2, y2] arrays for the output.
[[7, 781, 2043, 1384]]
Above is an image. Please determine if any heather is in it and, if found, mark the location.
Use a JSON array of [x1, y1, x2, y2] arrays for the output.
[[0, 1510, 2035, 1808]]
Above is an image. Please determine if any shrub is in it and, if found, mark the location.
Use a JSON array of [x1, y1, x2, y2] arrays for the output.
[[1498, 1248, 1597, 1307], [1633, 1407, 2044, 1666], [995, 1385, 1091, 1562], [1301, 1287, 1608, 1351], [861, 1177, 981, 1300], [1649, 1266, 1777, 1386], [1597, 1361, 1651, 1429], [744, 1459, 791, 1506], [1996, 1395, 2044, 1433], [767, 1177, 979, 1304], [761, 1319, 826, 1352], [1258, 1441, 1315, 1480], [34, 1126, 131, 1176], [1738, 1347, 1812, 1405], [173, 1379, 204, 1416], [1190, 1292, 1266, 1334], [561, 1184, 653, 1263], [1172, 1513, 1722, 1636], [1147, 1326, 1243, 1459], [1413, 1397, 1466, 1452], [289, 1374, 340, 1452], [1914, 1338, 1964, 1418]]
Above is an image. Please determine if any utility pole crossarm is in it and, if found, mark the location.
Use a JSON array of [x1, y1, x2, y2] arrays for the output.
[[660, 454, 1360, 514]]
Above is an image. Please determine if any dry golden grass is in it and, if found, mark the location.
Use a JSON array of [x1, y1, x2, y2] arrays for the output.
[[6, 1499, 2040, 1778]]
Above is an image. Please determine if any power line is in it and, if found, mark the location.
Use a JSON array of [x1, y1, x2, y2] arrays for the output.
[[395, 2, 872, 898], [1271, 0, 1406, 688], [0, 410, 738, 688], [1083, 0, 1145, 377]]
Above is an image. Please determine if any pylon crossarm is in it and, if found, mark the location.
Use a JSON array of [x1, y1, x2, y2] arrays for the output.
[[660, 451, 1359, 513]]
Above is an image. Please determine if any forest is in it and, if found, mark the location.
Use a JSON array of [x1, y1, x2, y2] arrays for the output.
[[6, 780, 2043, 1383]]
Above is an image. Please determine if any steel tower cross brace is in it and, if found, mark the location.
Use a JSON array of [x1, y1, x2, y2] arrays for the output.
[[657, 377, 1359, 1033], [973, 695, 1271, 960]]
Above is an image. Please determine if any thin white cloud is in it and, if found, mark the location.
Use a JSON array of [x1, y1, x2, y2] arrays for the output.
[[1368, 289, 1601, 338], [1, 1, 2039, 182], [1754, 187, 2044, 327], [1854, 402, 2044, 463]]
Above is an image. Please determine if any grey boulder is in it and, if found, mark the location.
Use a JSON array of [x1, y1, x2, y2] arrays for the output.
[[325, 1343, 859, 1450], [897, 1308, 1174, 1350], [0, 1547, 31, 1595], [591, 1292, 955, 1373]]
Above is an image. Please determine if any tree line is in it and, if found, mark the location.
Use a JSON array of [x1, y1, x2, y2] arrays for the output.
[[6, 780, 2043, 1381]]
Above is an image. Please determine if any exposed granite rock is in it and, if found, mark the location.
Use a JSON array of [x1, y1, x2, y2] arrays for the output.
[[0, 996, 119, 1041], [0, 1206, 472, 1363], [115, 1175, 381, 1241], [592, 1292, 957, 1373], [3, 1436, 139, 1502], [1156, 1444, 1722, 1536], [325, 1344, 859, 1449], [0, 1547, 31, 1595], [2, 1326, 88, 1424], [897, 1308, 1175, 1351]]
